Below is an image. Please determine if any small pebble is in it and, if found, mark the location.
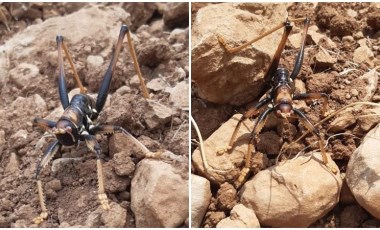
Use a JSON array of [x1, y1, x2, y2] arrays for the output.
[[350, 89, 359, 97], [344, 79, 351, 85], [345, 93, 352, 100]]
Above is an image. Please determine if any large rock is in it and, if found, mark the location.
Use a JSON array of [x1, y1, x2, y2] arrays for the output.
[[346, 124, 380, 219], [240, 153, 341, 227], [131, 159, 189, 227], [191, 174, 212, 228], [192, 114, 255, 184], [216, 204, 260, 228], [192, 3, 287, 105], [0, 5, 131, 92]]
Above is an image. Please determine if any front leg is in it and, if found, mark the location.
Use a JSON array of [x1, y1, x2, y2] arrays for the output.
[[83, 134, 110, 210], [217, 96, 271, 155], [33, 140, 61, 224], [235, 107, 273, 189]]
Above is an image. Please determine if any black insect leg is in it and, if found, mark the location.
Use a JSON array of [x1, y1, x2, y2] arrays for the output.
[[95, 25, 129, 118], [218, 96, 271, 154], [33, 118, 57, 131], [293, 92, 329, 116], [33, 140, 61, 224], [235, 107, 274, 189], [289, 18, 310, 80], [293, 108, 337, 174], [83, 134, 110, 210], [56, 36, 69, 109]]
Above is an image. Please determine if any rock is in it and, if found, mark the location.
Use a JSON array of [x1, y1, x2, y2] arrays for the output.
[[0, 130, 5, 146], [346, 124, 380, 219], [85, 212, 102, 227], [103, 162, 129, 193], [9, 63, 40, 88], [313, 48, 336, 68], [100, 202, 127, 227], [51, 158, 82, 173], [328, 109, 356, 133], [358, 68, 378, 101], [204, 211, 226, 227], [5, 152, 19, 174], [108, 133, 135, 158], [0, 214, 10, 227], [216, 204, 260, 228], [353, 31, 364, 40], [192, 3, 287, 105], [192, 114, 255, 184], [137, 38, 171, 68], [147, 78, 167, 92], [45, 179, 62, 191], [367, 10, 380, 31], [329, 15, 358, 37], [216, 183, 238, 211], [308, 30, 325, 45], [346, 9, 358, 18], [144, 100, 172, 129], [112, 151, 135, 176], [86, 55, 104, 69], [167, 81, 189, 108], [163, 3, 189, 29], [9, 130, 29, 151], [168, 28, 188, 44], [288, 33, 302, 49], [340, 205, 367, 227], [342, 36, 354, 43], [123, 3, 157, 31], [354, 108, 380, 133], [131, 159, 188, 227], [353, 46, 374, 63], [191, 174, 212, 228], [129, 75, 141, 88], [240, 153, 341, 227]]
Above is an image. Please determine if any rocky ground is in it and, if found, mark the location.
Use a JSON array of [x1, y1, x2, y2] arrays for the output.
[[0, 3, 189, 227], [191, 2, 380, 228]]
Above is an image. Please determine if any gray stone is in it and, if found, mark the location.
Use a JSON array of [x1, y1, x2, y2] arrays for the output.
[[216, 204, 260, 228], [240, 153, 341, 227], [131, 159, 188, 227], [346, 124, 380, 219], [191, 174, 212, 228]]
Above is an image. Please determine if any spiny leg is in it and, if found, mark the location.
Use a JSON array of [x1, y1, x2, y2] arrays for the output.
[[217, 96, 271, 155], [235, 107, 273, 189], [33, 140, 61, 224], [125, 29, 150, 99], [56, 36, 69, 109], [83, 134, 110, 210], [293, 108, 337, 173], [293, 92, 329, 116], [289, 18, 310, 80], [61, 39, 87, 93], [95, 25, 129, 118]]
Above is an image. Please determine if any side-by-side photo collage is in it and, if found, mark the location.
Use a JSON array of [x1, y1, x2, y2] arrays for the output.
[[0, 2, 379, 228]]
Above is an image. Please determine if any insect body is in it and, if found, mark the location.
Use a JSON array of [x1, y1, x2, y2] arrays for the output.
[[217, 18, 337, 188], [32, 25, 151, 224]]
